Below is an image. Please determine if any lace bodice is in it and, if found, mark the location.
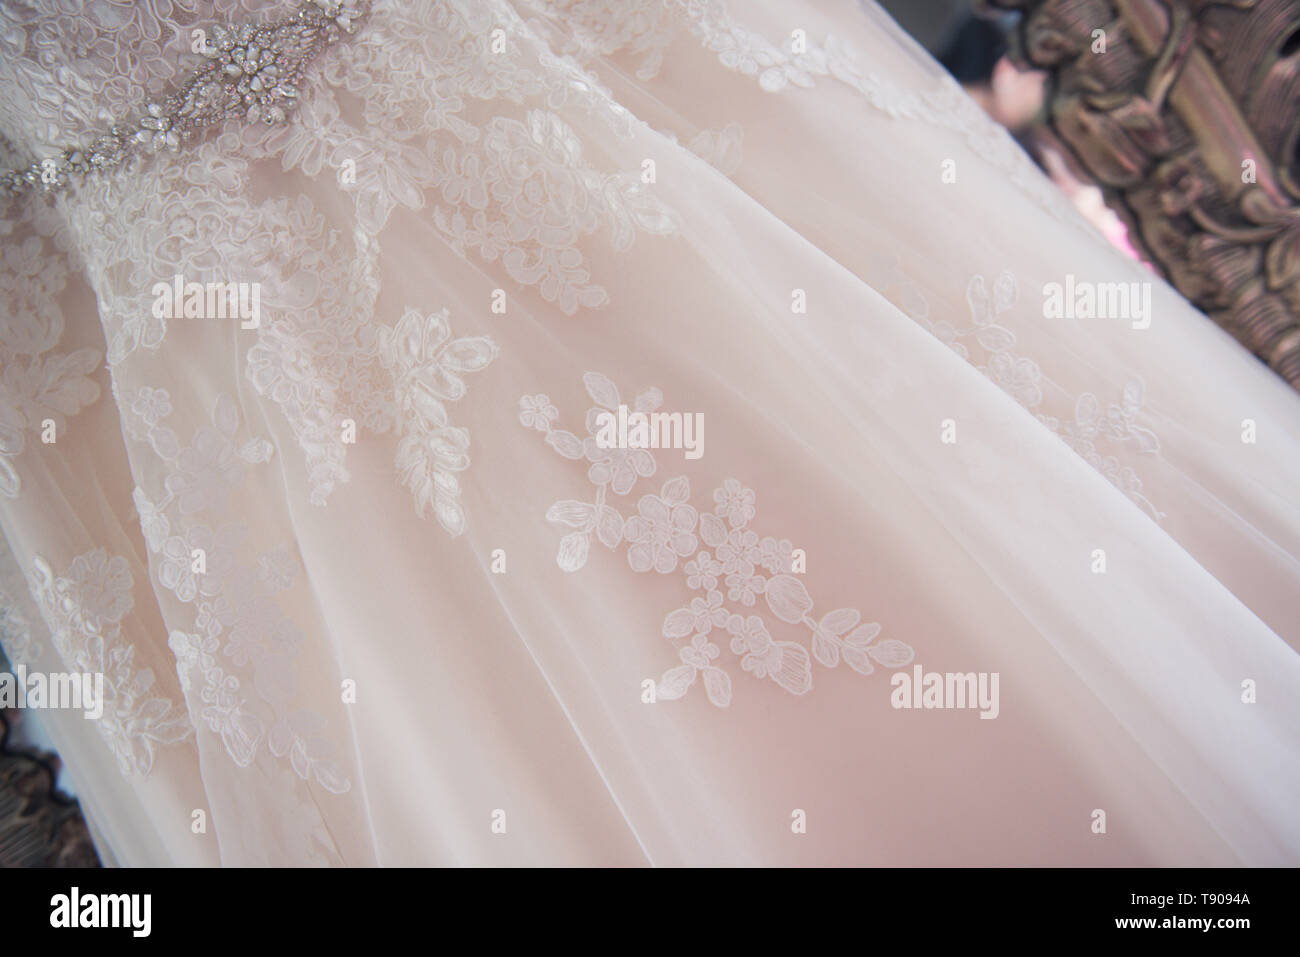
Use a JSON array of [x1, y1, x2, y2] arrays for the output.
[[0, 2, 254, 161], [0, 1, 364, 200]]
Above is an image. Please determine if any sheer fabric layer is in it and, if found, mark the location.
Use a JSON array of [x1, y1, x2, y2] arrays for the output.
[[0, 0, 1296, 865]]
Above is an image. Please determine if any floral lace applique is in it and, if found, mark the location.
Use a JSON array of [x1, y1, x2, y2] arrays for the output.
[[518, 0, 808, 88], [129, 392, 351, 793], [382, 307, 498, 535], [0, 1, 301, 185], [521, 372, 914, 707], [0, 1, 370, 204], [675, 1, 1078, 224], [26, 548, 192, 776], [522, 0, 1085, 229], [818, 37, 1083, 229], [54, 0, 676, 521], [518, 3, 745, 177], [0, 224, 101, 498], [915, 269, 1163, 519], [248, 0, 678, 311], [516, 0, 681, 82], [431, 108, 679, 314], [167, 623, 345, 863]]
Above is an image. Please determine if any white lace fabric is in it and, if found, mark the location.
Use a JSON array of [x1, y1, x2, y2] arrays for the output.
[[0, 0, 1298, 866]]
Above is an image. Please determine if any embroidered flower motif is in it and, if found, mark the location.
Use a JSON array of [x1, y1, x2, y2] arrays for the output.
[[725, 571, 765, 606], [129, 387, 173, 426], [219, 591, 299, 669], [64, 548, 134, 626], [584, 439, 656, 496], [170, 629, 264, 769], [726, 614, 811, 694], [525, 372, 914, 707], [379, 306, 497, 536], [623, 477, 698, 573], [158, 524, 243, 602], [431, 106, 678, 315], [713, 477, 755, 528], [663, 589, 730, 637], [684, 550, 722, 591], [986, 351, 1043, 410], [715, 527, 760, 578], [757, 536, 794, 575], [574, 372, 659, 494], [138, 395, 351, 795], [163, 397, 249, 516], [519, 393, 558, 430], [910, 271, 1164, 519], [30, 551, 191, 776], [657, 634, 732, 708], [195, 597, 230, 640]]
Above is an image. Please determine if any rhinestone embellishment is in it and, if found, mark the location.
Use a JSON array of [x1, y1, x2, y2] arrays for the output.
[[1, 0, 368, 205]]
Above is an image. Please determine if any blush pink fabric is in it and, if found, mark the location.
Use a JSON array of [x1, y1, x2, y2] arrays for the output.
[[0, 0, 1297, 865]]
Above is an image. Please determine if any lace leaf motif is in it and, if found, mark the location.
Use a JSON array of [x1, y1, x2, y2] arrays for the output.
[[27, 549, 192, 777], [521, 372, 914, 708], [50, 1, 679, 535], [430, 108, 679, 315], [129, 391, 351, 794], [381, 306, 498, 535]]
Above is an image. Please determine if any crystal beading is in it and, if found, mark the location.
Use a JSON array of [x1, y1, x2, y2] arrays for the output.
[[0, 1, 368, 206]]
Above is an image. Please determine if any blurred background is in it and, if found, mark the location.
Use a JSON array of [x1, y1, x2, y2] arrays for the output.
[[877, 0, 1300, 390], [878, 0, 1139, 258]]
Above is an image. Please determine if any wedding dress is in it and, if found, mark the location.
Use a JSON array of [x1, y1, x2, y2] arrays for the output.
[[1, 0, 1298, 867]]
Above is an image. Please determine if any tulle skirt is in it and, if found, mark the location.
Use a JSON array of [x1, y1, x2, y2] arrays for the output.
[[1, 0, 1298, 865]]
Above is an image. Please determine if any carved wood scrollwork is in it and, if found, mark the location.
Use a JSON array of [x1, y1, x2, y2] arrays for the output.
[[988, 0, 1300, 390]]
